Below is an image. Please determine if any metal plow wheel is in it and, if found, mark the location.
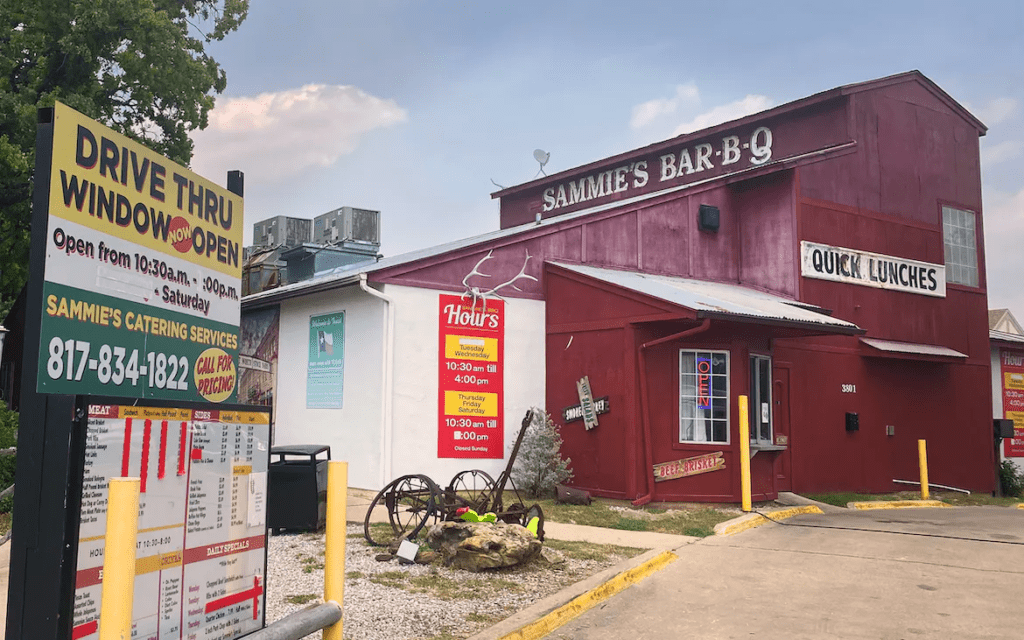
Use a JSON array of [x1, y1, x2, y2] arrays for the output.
[[363, 474, 441, 547], [446, 469, 495, 514]]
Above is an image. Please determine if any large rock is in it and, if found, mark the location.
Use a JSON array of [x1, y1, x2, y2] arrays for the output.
[[425, 521, 542, 572]]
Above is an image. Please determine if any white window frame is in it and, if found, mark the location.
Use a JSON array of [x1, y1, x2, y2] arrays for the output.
[[678, 349, 730, 445], [942, 205, 978, 287]]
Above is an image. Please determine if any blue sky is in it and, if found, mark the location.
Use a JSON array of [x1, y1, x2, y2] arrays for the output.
[[190, 1, 1024, 312]]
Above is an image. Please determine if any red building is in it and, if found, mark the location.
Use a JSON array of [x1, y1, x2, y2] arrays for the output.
[[244, 71, 994, 503], [493, 70, 992, 502]]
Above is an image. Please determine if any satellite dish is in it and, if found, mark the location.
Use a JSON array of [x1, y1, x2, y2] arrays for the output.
[[533, 149, 550, 177]]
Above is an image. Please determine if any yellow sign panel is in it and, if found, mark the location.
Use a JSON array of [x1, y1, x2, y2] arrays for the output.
[[1006, 410, 1024, 425], [445, 335, 498, 361], [1006, 373, 1024, 390], [49, 103, 243, 277], [444, 390, 498, 417]]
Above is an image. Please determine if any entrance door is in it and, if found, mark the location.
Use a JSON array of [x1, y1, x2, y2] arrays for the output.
[[773, 367, 792, 491]]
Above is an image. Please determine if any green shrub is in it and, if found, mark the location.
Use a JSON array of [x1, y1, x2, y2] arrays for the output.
[[999, 460, 1024, 498], [0, 405, 17, 448], [0, 405, 17, 513]]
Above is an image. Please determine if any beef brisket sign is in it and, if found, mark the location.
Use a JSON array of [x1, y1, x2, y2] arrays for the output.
[[653, 451, 725, 482]]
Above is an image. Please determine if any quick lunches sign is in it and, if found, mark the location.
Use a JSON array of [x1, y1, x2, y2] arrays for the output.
[[800, 241, 945, 298]]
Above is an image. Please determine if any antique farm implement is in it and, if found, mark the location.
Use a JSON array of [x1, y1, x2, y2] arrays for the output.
[[363, 410, 545, 546]]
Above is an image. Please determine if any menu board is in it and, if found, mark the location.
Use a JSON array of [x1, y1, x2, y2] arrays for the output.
[[73, 404, 270, 640], [1001, 349, 1024, 457], [437, 294, 504, 458]]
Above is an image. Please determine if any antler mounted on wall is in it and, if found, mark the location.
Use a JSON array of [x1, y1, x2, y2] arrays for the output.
[[460, 250, 537, 313]]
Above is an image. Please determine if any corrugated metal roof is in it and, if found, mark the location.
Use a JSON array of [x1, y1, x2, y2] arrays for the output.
[[990, 330, 1024, 345], [859, 337, 967, 358], [551, 263, 861, 333]]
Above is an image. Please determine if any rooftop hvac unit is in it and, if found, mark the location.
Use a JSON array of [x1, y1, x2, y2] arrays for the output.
[[346, 209, 379, 245]]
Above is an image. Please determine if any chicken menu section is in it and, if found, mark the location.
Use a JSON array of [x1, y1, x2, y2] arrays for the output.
[[73, 404, 270, 640]]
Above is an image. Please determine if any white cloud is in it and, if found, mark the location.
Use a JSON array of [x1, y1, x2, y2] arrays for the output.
[[982, 140, 1023, 166], [191, 84, 407, 182], [672, 94, 775, 136], [984, 187, 1024, 313], [630, 83, 700, 129], [973, 97, 1019, 126]]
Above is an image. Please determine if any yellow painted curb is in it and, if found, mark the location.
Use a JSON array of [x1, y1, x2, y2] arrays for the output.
[[716, 505, 823, 537], [848, 500, 950, 510], [1016, 503, 1024, 510], [498, 550, 678, 640]]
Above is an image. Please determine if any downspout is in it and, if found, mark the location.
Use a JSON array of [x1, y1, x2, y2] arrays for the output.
[[359, 274, 395, 486], [633, 318, 712, 507]]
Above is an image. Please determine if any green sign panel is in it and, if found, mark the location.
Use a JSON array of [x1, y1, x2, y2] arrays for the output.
[[307, 312, 345, 408], [38, 282, 239, 403]]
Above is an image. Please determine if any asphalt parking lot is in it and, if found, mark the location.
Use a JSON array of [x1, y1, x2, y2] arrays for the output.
[[548, 506, 1024, 640]]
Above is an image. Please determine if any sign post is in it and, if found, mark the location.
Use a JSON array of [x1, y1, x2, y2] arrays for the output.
[[7, 103, 262, 640]]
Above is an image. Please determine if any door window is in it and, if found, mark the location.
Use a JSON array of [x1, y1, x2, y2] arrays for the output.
[[749, 355, 772, 445]]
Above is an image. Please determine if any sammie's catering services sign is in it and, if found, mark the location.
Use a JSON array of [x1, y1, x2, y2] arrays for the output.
[[38, 102, 242, 403]]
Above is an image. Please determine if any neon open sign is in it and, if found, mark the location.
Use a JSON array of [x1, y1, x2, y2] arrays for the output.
[[697, 356, 711, 409]]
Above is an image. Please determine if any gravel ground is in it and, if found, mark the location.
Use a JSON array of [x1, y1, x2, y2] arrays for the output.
[[265, 525, 641, 640]]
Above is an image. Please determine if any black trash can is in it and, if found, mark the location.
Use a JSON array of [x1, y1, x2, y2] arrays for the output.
[[267, 445, 331, 533]]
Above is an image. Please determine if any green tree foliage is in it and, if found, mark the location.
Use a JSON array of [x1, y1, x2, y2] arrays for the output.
[[511, 408, 573, 498], [999, 460, 1024, 498], [0, 405, 17, 512], [0, 0, 249, 319]]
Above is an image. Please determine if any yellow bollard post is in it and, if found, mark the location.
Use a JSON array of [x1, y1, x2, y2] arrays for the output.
[[739, 395, 752, 512], [323, 461, 348, 640], [918, 439, 930, 500], [98, 477, 140, 640]]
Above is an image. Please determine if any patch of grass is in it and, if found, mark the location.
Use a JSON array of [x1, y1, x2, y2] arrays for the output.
[[535, 499, 733, 537], [0, 512, 10, 537], [465, 611, 503, 624], [932, 491, 1023, 507], [408, 574, 505, 600], [369, 570, 408, 589], [611, 517, 648, 531], [802, 490, 1023, 508], [681, 524, 715, 537], [300, 555, 324, 573], [364, 522, 403, 546], [543, 539, 644, 562], [284, 594, 318, 605], [346, 571, 364, 579]]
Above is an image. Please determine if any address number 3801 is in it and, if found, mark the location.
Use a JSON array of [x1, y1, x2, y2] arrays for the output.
[[46, 337, 190, 390]]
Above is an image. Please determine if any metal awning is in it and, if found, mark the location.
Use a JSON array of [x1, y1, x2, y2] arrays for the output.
[[859, 337, 967, 360], [550, 262, 862, 335], [990, 330, 1024, 345]]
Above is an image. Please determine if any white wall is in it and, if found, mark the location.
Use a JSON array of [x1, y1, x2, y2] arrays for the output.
[[992, 346, 1024, 474], [275, 285, 385, 489], [387, 285, 546, 489]]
